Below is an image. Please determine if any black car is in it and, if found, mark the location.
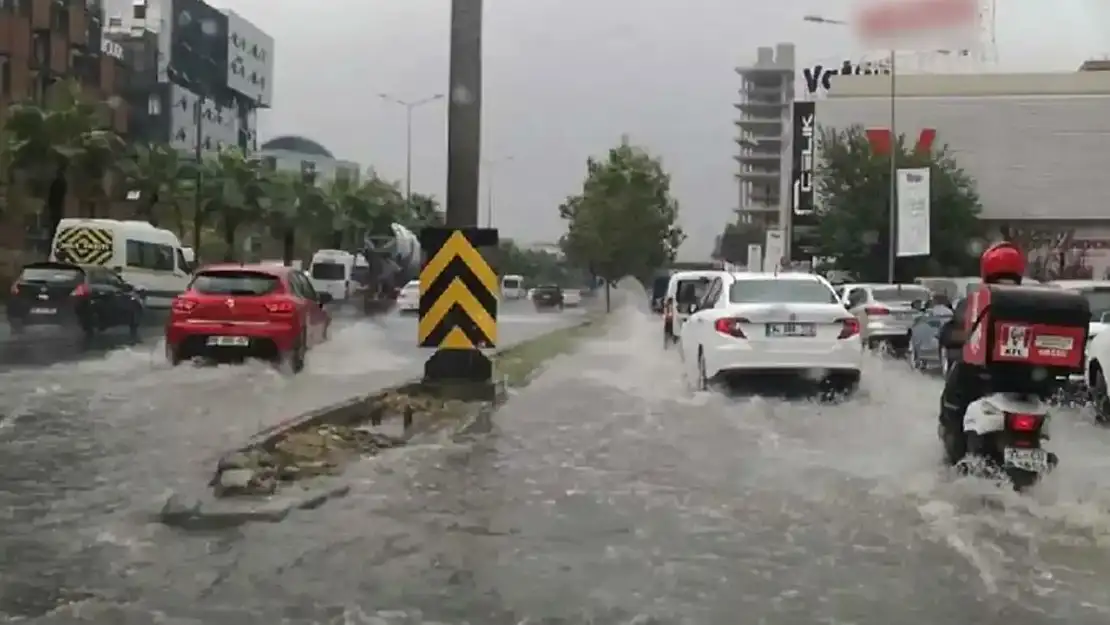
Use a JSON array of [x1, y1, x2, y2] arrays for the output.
[[532, 285, 564, 310], [7, 262, 144, 338]]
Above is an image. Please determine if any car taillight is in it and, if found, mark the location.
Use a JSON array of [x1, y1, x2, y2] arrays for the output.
[[714, 317, 749, 338], [838, 317, 860, 339], [1007, 413, 1041, 432], [171, 298, 197, 313], [864, 305, 889, 315], [265, 300, 296, 314], [71, 283, 89, 297]]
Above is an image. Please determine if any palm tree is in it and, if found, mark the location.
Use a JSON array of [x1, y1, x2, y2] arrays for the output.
[[3, 80, 123, 241], [263, 169, 324, 265], [406, 192, 443, 228], [119, 142, 197, 231], [198, 148, 271, 261]]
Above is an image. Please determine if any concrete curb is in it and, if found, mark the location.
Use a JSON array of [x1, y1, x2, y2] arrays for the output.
[[157, 315, 605, 528]]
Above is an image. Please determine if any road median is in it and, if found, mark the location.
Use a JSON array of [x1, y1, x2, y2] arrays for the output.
[[159, 311, 608, 528]]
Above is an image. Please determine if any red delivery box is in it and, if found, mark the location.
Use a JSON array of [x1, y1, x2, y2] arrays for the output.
[[963, 283, 1089, 377]]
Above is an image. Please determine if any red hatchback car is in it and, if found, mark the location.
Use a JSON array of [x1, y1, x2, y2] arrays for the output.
[[165, 264, 332, 372]]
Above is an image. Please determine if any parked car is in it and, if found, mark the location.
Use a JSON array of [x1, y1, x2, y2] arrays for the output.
[[841, 283, 933, 352], [7, 261, 144, 338], [907, 301, 954, 371], [396, 279, 420, 314], [165, 264, 332, 372], [531, 285, 564, 310]]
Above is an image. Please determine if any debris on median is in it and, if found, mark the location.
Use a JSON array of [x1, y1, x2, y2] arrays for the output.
[[211, 389, 473, 498]]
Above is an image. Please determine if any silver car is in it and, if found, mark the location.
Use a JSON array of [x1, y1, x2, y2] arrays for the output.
[[841, 283, 933, 351], [908, 304, 954, 371]]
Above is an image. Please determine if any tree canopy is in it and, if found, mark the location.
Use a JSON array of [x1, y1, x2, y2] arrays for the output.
[[813, 125, 983, 281], [487, 240, 573, 286], [558, 137, 684, 284], [0, 79, 445, 266]]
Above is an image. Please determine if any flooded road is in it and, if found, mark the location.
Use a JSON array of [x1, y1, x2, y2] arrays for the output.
[[7, 298, 1110, 624]]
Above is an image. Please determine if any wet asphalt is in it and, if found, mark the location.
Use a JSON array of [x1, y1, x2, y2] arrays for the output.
[[6, 293, 1110, 624]]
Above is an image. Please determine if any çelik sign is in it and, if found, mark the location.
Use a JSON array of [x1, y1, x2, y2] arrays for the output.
[[802, 60, 891, 95], [789, 100, 821, 263]]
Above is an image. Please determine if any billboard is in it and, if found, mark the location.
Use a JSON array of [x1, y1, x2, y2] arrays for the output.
[[167, 0, 229, 89], [225, 10, 274, 107], [790, 101, 820, 262]]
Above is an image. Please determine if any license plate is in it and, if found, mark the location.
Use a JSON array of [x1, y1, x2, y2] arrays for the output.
[[207, 336, 249, 347], [1003, 447, 1049, 472], [30, 308, 57, 315], [766, 323, 816, 337]]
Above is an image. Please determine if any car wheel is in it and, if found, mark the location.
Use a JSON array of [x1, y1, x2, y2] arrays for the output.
[[284, 331, 307, 374], [165, 342, 183, 366], [1091, 365, 1110, 424], [696, 348, 709, 391], [127, 308, 141, 340]]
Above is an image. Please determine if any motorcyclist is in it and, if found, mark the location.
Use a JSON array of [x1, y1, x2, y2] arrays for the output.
[[936, 241, 1052, 464]]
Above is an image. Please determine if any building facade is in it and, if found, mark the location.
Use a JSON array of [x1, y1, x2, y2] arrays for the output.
[[101, 0, 270, 157], [0, 0, 131, 261], [816, 71, 1110, 278], [734, 43, 794, 229]]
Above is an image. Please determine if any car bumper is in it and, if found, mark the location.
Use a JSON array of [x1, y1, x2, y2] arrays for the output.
[[166, 320, 299, 356], [396, 300, 419, 312], [865, 322, 912, 339], [707, 336, 864, 377]]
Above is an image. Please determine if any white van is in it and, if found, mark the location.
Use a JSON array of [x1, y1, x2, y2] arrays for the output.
[[50, 218, 191, 309], [309, 249, 356, 302], [665, 270, 729, 335], [501, 274, 525, 300]]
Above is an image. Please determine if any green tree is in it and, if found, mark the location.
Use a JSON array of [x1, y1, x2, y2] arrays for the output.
[[814, 125, 983, 281], [119, 142, 198, 231], [714, 220, 765, 267], [198, 148, 273, 261], [2, 80, 124, 240], [559, 137, 685, 290], [406, 192, 444, 228]]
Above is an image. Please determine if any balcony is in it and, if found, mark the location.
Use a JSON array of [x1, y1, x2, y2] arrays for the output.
[[736, 168, 781, 182], [734, 101, 786, 117], [735, 152, 781, 165]]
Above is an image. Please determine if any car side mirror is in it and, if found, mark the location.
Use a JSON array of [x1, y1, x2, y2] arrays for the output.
[[910, 299, 925, 311], [686, 303, 698, 314], [318, 292, 333, 305]]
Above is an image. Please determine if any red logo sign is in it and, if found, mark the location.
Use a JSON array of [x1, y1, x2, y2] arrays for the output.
[[865, 128, 936, 156]]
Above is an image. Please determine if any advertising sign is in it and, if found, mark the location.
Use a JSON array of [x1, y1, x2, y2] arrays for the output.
[[790, 101, 820, 262], [764, 229, 785, 273], [801, 59, 891, 96], [896, 167, 931, 257]]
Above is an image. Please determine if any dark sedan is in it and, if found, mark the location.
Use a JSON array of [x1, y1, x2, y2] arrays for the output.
[[531, 285, 564, 311], [7, 262, 144, 338]]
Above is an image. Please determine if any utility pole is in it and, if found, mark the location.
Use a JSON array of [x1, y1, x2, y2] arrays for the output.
[[887, 48, 898, 284], [379, 93, 444, 204], [446, 0, 482, 227]]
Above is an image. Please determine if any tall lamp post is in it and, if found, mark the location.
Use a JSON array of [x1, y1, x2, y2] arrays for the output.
[[803, 15, 898, 283], [482, 155, 514, 228], [378, 93, 445, 204]]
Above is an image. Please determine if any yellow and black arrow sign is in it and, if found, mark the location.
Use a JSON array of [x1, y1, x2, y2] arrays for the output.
[[54, 226, 114, 265], [418, 227, 499, 349]]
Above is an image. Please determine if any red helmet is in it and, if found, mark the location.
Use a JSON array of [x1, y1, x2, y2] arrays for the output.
[[980, 242, 1026, 283]]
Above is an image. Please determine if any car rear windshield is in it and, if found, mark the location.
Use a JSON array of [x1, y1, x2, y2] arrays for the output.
[[871, 286, 931, 303], [729, 280, 838, 304], [502, 278, 521, 289], [534, 286, 560, 293], [191, 271, 281, 296], [19, 264, 83, 284], [311, 262, 347, 280], [1081, 288, 1110, 322]]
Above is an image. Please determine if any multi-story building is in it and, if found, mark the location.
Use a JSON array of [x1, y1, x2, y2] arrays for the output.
[[258, 135, 360, 184], [734, 43, 794, 229], [101, 0, 271, 157], [0, 0, 131, 261]]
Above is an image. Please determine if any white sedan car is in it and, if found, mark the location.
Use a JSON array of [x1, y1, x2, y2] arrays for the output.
[[562, 289, 582, 307], [679, 272, 863, 392], [396, 279, 420, 313]]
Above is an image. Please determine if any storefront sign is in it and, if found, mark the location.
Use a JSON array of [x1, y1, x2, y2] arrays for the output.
[[802, 59, 891, 95], [791, 101, 816, 216]]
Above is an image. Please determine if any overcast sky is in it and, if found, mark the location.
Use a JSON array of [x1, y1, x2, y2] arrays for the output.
[[219, 0, 1107, 259]]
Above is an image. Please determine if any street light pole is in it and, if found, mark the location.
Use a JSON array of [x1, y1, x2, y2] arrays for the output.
[[483, 155, 513, 228], [802, 14, 899, 283], [379, 93, 445, 204]]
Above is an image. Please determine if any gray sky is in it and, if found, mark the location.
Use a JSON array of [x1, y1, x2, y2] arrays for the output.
[[220, 0, 1107, 259]]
